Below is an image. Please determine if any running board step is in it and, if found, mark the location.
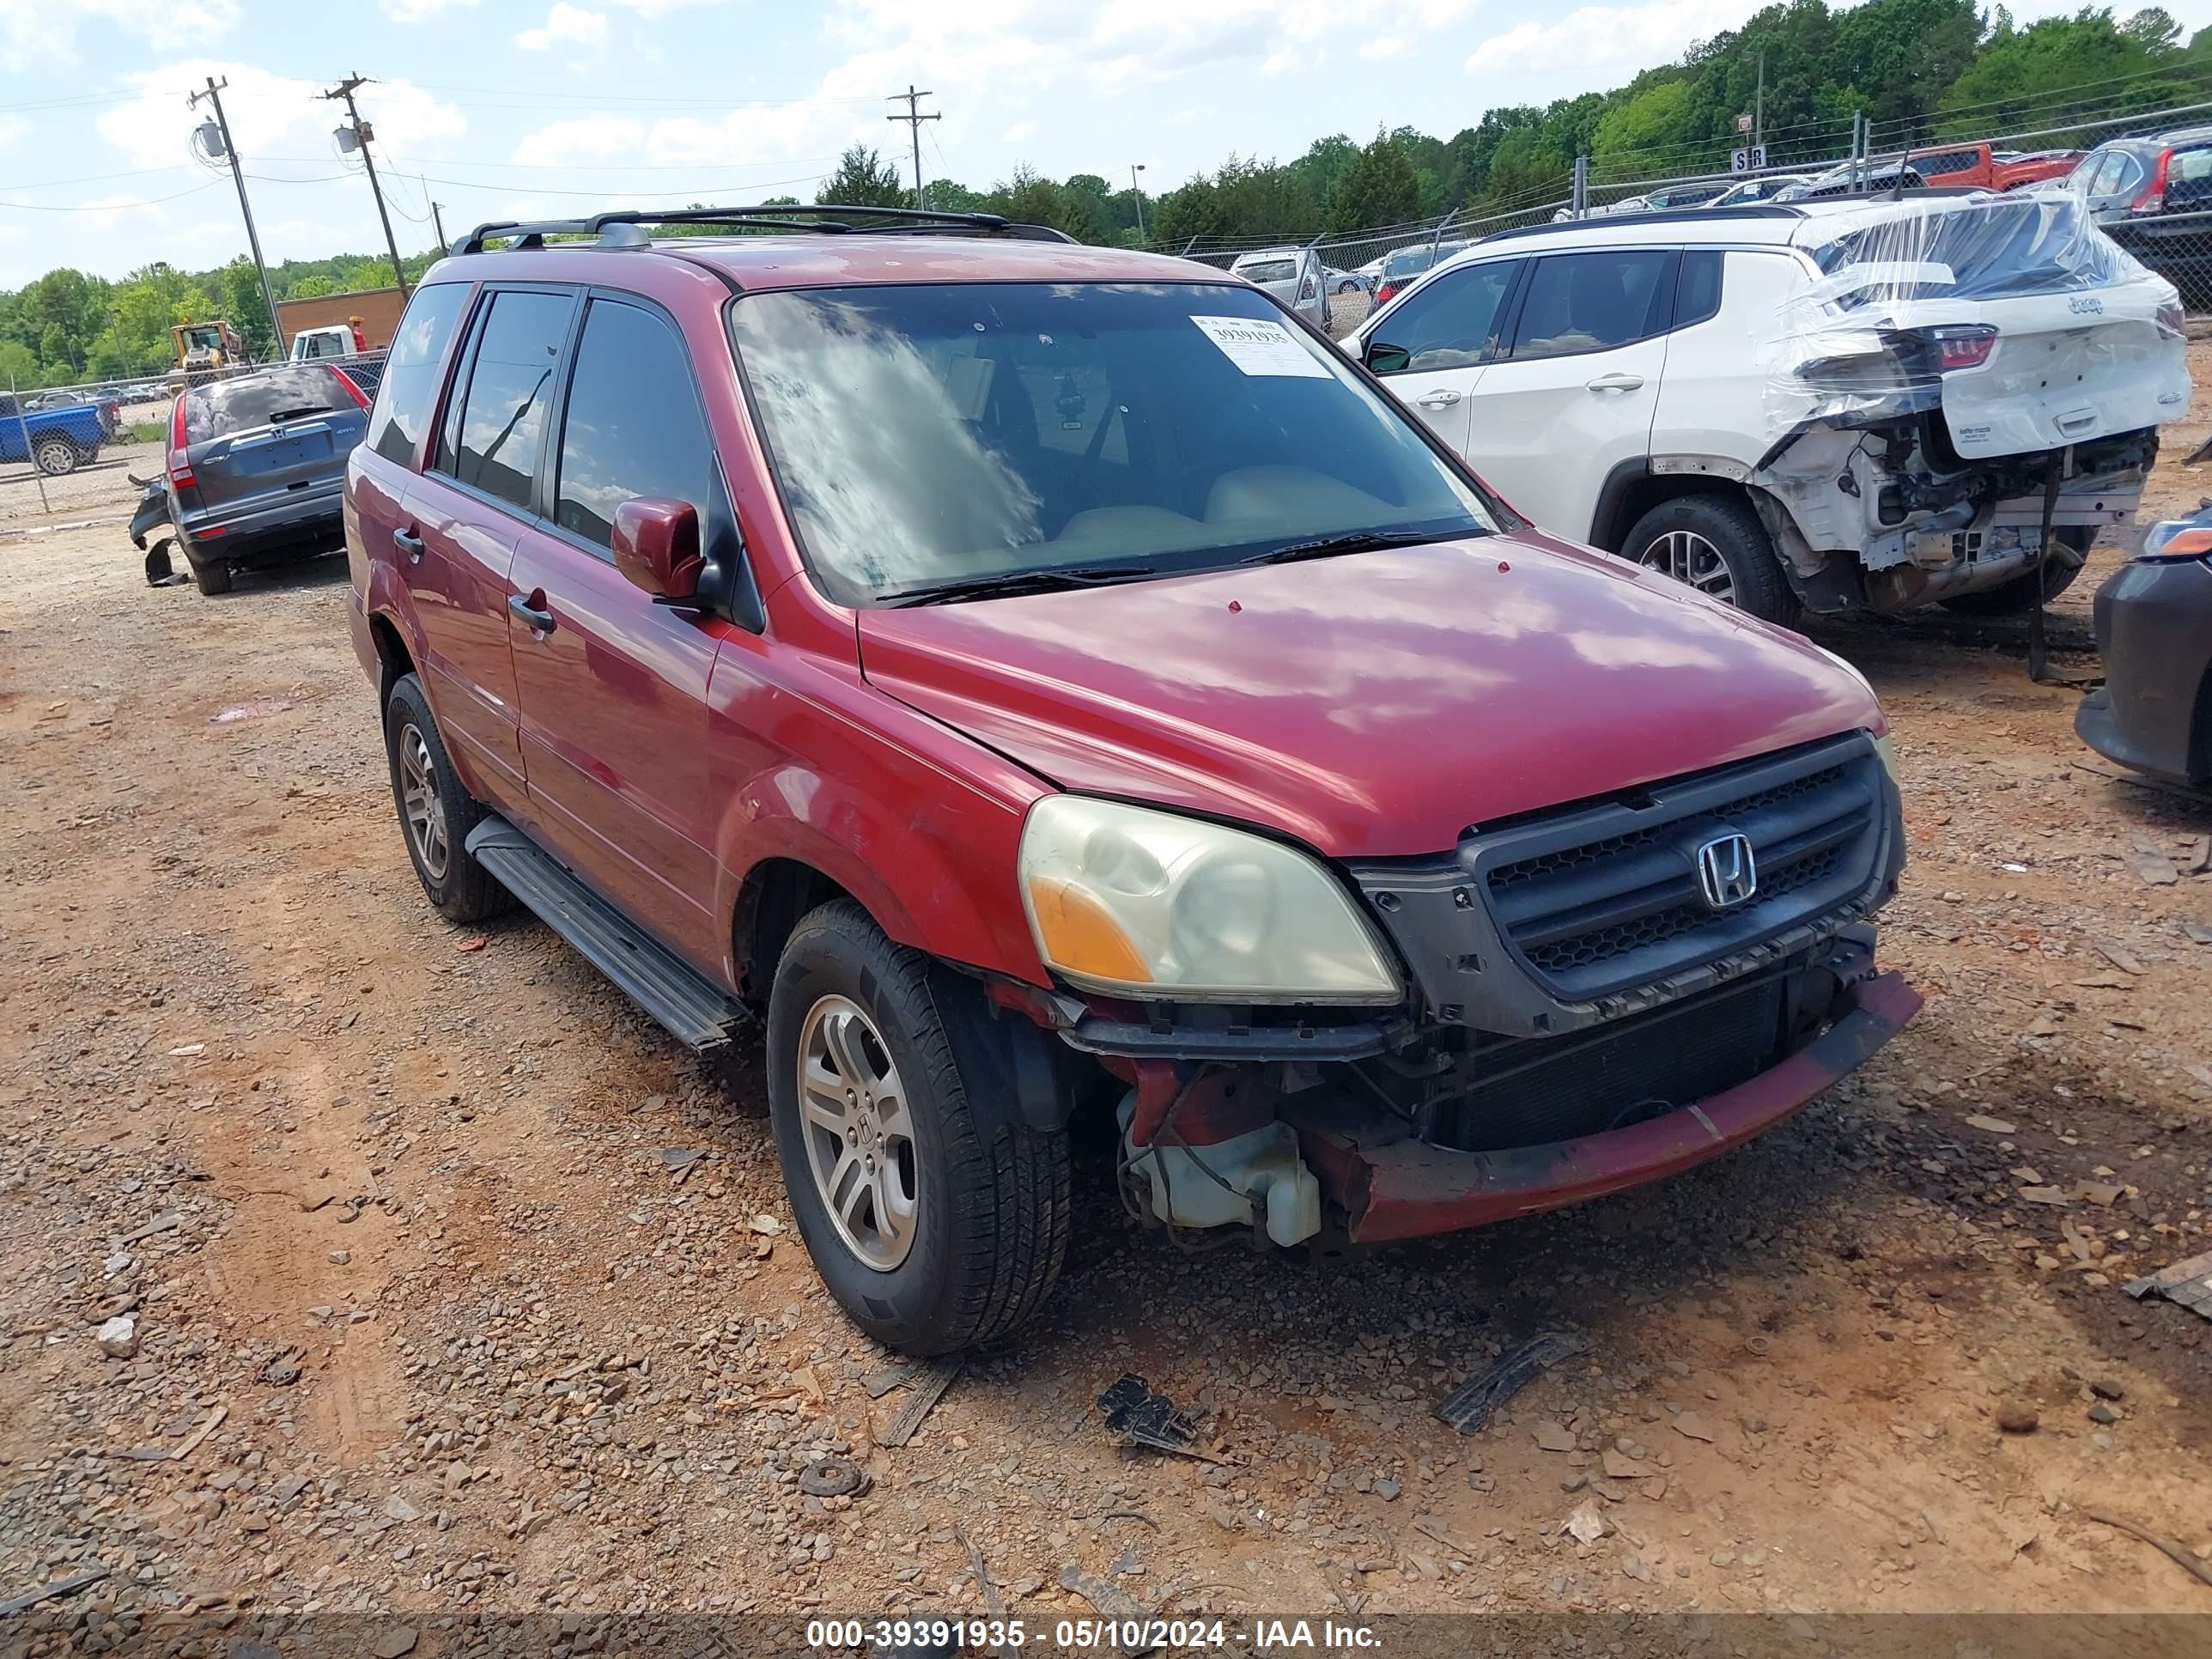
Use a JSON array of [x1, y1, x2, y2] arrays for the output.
[[465, 816, 746, 1053]]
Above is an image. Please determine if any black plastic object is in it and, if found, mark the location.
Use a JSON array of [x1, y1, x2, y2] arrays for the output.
[[1433, 1330, 1589, 1436], [1097, 1374, 1199, 1455], [463, 817, 748, 1052]]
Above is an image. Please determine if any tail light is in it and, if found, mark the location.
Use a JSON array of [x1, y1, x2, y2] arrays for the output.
[[2158, 297, 2185, 337], [2130, 149, 2172, 214], [330, 367, 370, 409], [1921, 324, 1997, 373], [1298, 273, 1318, 301], [166, 393, 194, 492], [1376, 281, 1398, 305], [2136, 520, 2212, 562]]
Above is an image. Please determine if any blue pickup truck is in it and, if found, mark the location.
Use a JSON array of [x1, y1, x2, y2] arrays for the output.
[[0, 395, 108, 475]]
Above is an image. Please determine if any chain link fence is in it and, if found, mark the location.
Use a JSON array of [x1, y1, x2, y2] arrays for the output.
[[0, 354, 385, 536]]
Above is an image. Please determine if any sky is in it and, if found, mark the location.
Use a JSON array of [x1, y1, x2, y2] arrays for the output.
[[3, 0, 2209, 288]]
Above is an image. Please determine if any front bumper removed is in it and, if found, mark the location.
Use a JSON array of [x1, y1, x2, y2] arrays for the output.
[[1280, 970, 1922, 1244]]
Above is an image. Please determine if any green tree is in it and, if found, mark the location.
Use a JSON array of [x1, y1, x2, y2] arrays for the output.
[[288, 275, 339, 299], [1324, 133, 1421, 234], [817, 144, 909, 210], [218, 258, 274, 358], [2123, 6, 2182, 51]]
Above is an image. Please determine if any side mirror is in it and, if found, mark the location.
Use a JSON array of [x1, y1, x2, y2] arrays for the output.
[[1364, 340, 1411, 374], [611, 497, 702, 602]]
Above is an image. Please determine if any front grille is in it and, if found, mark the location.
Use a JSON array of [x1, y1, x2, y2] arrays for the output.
[[1347, 733, 1899, 1036], [1477, 738, 1885, 1002], [1431, 975, 1787, 1152]]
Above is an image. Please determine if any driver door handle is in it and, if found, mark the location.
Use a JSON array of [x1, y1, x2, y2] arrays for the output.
[[1415, 388, 1463, 409], [1586, 372, 1644, 392], [508, 592, 556, 635], [392, 526, 424, 563]]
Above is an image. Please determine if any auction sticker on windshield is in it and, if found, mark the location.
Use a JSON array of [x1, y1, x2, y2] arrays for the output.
[[1189, 314, 1330, 378]]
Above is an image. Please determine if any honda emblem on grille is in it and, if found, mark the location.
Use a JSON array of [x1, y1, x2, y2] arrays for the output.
[[1696, 833, 1758, 909]]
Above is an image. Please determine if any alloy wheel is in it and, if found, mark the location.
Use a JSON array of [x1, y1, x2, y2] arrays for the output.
[[1638, 529, 1737, 605], [797, 994, 919, 1271], [397, 723, 450, 879]]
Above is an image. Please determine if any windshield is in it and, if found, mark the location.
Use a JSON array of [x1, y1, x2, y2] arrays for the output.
[[729, 281, 1495, 605], [181, 326, 222, 350]]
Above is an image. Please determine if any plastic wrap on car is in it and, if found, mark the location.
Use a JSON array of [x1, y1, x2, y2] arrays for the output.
[[1757, 192, 2179, 438]]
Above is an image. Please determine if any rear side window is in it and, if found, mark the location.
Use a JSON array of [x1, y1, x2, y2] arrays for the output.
[[1370, 259, 1519, 372], [1674, 251, 1723, 330], [1917, 149, 1979, 177], [367, 283, 467, 465], [1508, 250, 1676, 359], [554, 300, 713, 550], [1237, 258, 1297, 284], [184, 367, 355, 444], [445, 290, 574, 511]]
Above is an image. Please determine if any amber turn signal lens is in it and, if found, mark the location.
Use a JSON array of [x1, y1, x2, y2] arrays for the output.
[[1025, 876, 1153, 986]]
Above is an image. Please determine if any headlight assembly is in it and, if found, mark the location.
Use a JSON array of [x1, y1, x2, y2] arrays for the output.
[[1018, 797, 1401, 1003]]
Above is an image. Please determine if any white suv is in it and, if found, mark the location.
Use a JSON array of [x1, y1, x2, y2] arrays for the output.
[[1351, 195, 2191, 622]]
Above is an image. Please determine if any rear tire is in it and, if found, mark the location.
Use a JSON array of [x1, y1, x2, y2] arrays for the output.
[[185, 546, 233, 596], [381, 672, 514, 923], [1939, 529, 2090, 617], [33, 436, 79, 476], [1620, 493, 1802, 628], [768, 900, 1070, 1355]]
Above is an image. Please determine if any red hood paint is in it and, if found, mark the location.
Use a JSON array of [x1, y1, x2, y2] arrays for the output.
[[857, 532, 1885, 859]]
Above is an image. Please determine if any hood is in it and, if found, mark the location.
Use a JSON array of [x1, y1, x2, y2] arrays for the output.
[[857, 534, 1883, 860]]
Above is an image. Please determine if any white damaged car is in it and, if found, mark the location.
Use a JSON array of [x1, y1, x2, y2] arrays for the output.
[[1352, 191, 2191, 622]]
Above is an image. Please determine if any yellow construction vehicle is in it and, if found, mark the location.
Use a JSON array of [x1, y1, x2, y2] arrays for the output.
[[170, 320, 246, 384]]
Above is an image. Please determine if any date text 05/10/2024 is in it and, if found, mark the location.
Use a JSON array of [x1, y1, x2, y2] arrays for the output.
[[803, 1618, 1383, 1650]]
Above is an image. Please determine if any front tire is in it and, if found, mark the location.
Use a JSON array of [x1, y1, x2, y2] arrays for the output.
[[1620, 493, 1802, 628], [381, 672, 513, 923], [768, 900, 1070, 1355]]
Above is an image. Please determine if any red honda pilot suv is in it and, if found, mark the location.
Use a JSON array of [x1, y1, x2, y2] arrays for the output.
[[345, 205, 1919, 1356]]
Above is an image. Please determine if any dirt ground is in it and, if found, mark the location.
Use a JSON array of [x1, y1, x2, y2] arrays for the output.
[[3, 372, 2211, 1641]]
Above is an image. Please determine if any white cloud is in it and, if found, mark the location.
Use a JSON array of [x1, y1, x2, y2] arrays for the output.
[[386, 0, 477, 21], [76, 191, 169, 231], [1466, 0, 1757, 79], [0, 0, 239, 70], [516, 3, 608, 51], [1360, 36, 1407, 59], [1002, 120, 1036, 144], [0, 114, 26, 151]]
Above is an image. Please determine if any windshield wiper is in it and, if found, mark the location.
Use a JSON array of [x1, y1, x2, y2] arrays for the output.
[[267, 406, 339, 424], [879, 562, 1158, 607], [1237, 528, 1462, 567]]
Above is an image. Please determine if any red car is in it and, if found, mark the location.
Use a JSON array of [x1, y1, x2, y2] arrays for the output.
[[345, 205, 1919, 1355]]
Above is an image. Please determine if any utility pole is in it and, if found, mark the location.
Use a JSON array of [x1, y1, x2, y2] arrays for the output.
[[427, 183, 447, 256], [886, 87, 939, 211], [322, 73, 409, 298], [1753, 51, 1765, 156], [1130, 163, 1147, 240], [189, 77, 284, 359]]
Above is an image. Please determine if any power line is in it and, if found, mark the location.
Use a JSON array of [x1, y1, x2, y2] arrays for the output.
[[3, 179, 225, 213]]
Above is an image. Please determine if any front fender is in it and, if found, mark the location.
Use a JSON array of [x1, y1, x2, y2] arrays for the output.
[[705, 649, 1053, 992]]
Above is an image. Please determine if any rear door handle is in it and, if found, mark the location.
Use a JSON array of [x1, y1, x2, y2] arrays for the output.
[[1415, 389, 1463, 409], [392, 526, 424, 563], [507, 593, 556, 635], [1586, 373, 1644, 392]]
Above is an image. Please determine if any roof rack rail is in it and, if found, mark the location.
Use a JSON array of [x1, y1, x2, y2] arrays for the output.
[[453, 203, 1076, 257], [1476, 203, 1805, 246]]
